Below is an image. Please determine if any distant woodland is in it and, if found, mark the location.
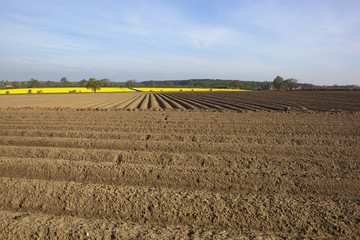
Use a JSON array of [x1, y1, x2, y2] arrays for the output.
[[1, 77, 359, 91]]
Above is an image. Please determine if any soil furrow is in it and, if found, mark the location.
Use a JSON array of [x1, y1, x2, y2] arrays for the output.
[[1, 177, 359, 238], [110, 94, 141, 109], [0, 136, 357, 159], [166, 92, 257, 111], [0, 145, 117, 163], [0, 122, 357, 137], [0, 145, 358, 174], [153, 93, 173, 109], [138, 93, 150, 109], [164, 93, 242, 111], [190, 92, 285, 111], [1, 91, 360, 111], [0, 129, 356, 146], [0, 210, 250, 240], [160, 93, 213, 110], [125, 94, 146, 109], [0, 93, 359, 239], [156, 94, 186, 109], [0, 157, 359, 198], [149, 93, 161, 110]]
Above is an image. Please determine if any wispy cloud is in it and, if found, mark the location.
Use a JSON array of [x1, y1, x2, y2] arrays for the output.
[[0, 0, 359, 84], [0, 20, 92, 54], [185, 27, 234, 48]]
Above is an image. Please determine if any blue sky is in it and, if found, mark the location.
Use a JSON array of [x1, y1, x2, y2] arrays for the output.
[[0, 0, 359, 85]]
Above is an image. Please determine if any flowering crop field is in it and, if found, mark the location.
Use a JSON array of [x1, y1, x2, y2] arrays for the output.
[[0, 87, 248, 94], [0, 91, 359, 239], [0, 87, 135, 94]]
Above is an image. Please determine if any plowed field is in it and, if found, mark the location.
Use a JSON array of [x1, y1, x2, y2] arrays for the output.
[[1, 91, 360, 111], [0, 91, 359, 239]]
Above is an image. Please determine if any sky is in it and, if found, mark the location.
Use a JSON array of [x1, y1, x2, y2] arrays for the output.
[[0, 0, 359, 85]]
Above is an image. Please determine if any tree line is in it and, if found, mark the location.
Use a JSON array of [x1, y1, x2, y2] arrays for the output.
[[0, 77, 112, 89], [1, 78, 272, 90], [2, 76, 357, 91], [131, 79, 273, 90]]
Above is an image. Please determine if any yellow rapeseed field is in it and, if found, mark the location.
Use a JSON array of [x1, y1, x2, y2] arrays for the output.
[[0, 87, 136, 94], [0, 87, 250, 94]]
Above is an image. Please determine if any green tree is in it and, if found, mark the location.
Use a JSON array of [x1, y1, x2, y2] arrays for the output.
[[272, 76, 284, 90], [230, 80, 243, 89], [186, 80, 194, 88], [285, 78, 298, 90], [3, 80, 9, 88], [79, 79, 88, 87], [86, 78, 103, 93], [125, 79, 136, 88], [28, 78, 40, 88], [60, 77, 68, 86], [20, 81, 28, 88], [165, 81, 174, 88], [46, 81, 55, 87], [148, 80, 155, 87], [101, 78, 111, 87], [200, 80, 210, 88], [11, 81, 20, 88]]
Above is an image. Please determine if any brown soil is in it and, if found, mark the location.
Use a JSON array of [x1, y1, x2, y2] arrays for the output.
[[1, 91, 359, 111], [0, 91, 359, 239]]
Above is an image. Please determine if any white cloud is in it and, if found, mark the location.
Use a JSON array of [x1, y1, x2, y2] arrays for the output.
[[0, 20, 92, 54], [0, 0, 359, 85], [185, 27, 234, 48]]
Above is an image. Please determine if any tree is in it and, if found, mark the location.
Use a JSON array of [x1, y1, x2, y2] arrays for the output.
[[60, 77, 68, 86], [186, 80, 194, 88], [3, 80, 9, 88], [165, 81, 174, 88], [86, 78, 103, 93], [101, 78, 111, 87], [200, 80, 210, 88], [28, 78, 40, 88], [20, 81, 28, 88], [230, 80, 243, 89], [148, 80, 155, 87], [46, 81, 55, 87], [79, 79, 88, 87], [125, 79, 136, 88], [11, 81, 20, 88], [285, 78, 298, 90], [272, 76, 284, 90]]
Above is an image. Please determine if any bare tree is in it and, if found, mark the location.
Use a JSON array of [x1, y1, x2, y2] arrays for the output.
[[125, 79, 136, 88]]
